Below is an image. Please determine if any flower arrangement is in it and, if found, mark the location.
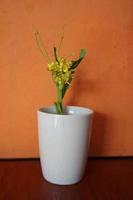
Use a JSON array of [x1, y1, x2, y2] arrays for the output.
[[34, 29, 86, 114]]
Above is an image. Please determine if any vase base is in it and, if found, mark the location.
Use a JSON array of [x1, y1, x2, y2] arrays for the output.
[[43, 174, 84, 186]]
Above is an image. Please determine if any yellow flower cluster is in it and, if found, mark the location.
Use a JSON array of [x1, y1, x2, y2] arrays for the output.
[[48, 58, 73, 85]]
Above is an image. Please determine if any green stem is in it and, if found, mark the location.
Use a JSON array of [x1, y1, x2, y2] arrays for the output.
[[55, 85, 63, 114], [53, 47, 59, 64]]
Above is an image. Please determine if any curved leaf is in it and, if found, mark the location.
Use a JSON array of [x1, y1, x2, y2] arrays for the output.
[[80, 48, 86, 58], [70, 48, 86, 70]]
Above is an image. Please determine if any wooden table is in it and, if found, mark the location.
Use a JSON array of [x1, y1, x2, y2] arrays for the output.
[[0, 158, 133, 200]]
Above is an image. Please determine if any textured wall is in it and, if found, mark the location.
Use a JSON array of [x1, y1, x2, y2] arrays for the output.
[[0, 0, 133, 158]]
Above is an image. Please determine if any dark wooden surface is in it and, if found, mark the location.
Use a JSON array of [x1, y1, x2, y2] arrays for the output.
[[0, 158, 133, 200]]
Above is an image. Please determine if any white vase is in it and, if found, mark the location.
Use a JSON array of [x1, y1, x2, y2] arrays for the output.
[[37, 105, 93, 185]]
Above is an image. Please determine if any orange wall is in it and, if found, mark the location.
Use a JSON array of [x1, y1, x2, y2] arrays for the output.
[[0, 0, 133, 158]]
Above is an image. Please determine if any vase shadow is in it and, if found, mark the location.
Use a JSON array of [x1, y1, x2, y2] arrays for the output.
[[66, 67, 107, 156], [89, 111, 108, 156]]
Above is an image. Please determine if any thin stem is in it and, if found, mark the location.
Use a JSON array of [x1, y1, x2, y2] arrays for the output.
[[34, 27, 51, 63], [58, 32, 64, 54]]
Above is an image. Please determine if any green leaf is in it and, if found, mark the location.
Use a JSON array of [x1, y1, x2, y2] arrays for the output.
[[80, 48, 86, 58], [70, 48, 86, 70], [70, 59, 82, 69]]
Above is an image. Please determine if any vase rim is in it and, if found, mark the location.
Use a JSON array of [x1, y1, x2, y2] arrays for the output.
[[38, 105, 94, 117]]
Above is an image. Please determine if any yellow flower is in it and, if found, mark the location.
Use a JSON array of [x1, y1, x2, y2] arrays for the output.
[[48, 56, 74, 87], [48, 62, 54, 71], [63, 64, 69, 72]]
